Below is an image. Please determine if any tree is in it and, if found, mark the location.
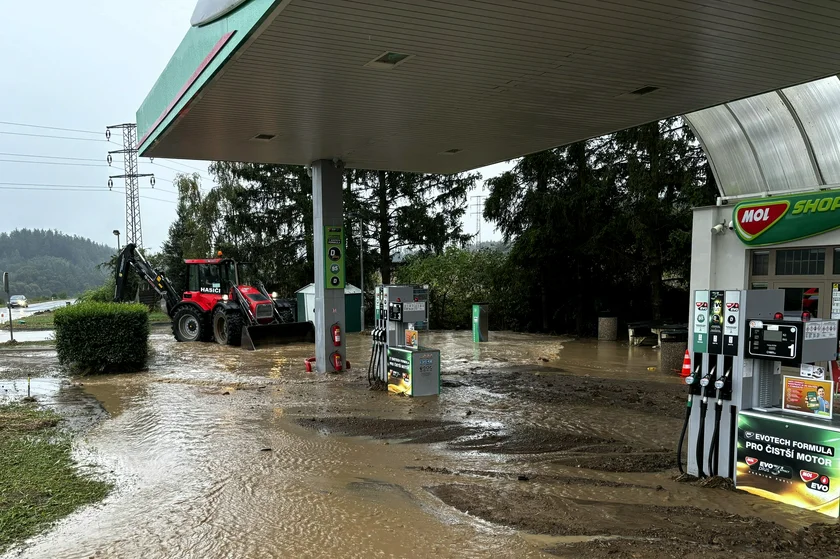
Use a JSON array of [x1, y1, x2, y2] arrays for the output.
[[350, 170, 479, 284], [160, 173, 212, 293]]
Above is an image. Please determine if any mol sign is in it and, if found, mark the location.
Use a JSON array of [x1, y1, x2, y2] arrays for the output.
[[734, 192, 840, 246]]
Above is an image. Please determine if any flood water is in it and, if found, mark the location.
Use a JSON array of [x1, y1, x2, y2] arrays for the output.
[[0, 330, 827, 558]]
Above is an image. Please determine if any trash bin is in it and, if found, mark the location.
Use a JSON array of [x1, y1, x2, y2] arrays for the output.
[[660, 329, 689, 375], [472, 303, 489, 342], [598, 316, 618, 341]]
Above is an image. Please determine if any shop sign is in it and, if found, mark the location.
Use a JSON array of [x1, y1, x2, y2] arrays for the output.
[[733, 191, 840, 246], [737, 413, 840, 518]]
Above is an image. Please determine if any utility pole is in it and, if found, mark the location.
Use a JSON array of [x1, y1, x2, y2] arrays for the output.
[[106, 124, 154, 248], [470, 195, 485, 248]]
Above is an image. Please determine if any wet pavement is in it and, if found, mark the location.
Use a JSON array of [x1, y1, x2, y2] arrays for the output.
[[0, 329, 836, 558]]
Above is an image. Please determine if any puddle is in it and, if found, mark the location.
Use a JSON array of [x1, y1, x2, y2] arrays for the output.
[[0, 330, 54, 343], [0, 329, 833, 559]]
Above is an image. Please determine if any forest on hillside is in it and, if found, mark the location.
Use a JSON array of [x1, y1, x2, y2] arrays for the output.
[[161, 117, 717, 335], [0, 229, 113, 300]]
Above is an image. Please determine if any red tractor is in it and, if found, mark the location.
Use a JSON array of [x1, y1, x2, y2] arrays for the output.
[[115, 244, 314, 350]]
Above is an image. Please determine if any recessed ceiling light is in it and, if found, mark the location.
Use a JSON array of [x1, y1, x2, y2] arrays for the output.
[[630, 86, 659, 96], [365, 51, 413, 70], [439, 148, 462, 155], [250, 133, 276, 142]]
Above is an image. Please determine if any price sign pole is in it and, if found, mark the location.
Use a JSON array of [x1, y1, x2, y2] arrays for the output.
[[3, 272, 12, 343]]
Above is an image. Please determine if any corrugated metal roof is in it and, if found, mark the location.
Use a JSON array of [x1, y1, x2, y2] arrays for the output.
[[141, 0, 840, 173], [685, 76, 840, 199]]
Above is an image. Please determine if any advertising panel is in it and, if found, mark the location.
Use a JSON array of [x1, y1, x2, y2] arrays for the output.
[[737, 412, 840, 518], [783, 376, 834, 419], [709, 290, 724, 354]]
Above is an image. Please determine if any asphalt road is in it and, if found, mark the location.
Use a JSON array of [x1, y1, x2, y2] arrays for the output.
[[2, 299, 75, 321]]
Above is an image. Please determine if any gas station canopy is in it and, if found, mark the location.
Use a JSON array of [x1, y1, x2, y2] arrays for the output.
[[138, 0, 840, 174], [685, 76, 840, 201]]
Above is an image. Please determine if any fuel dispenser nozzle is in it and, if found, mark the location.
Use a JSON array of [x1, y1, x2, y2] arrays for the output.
[[708, 366, 733, 477], [694, 366, 716, 478]]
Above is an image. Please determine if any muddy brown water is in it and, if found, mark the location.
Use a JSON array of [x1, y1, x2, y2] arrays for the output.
[[0, 330, 835, 558]]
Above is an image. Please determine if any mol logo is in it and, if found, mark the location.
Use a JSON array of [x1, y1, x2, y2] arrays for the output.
[[800, 470, 819, 483], [745, 457, 759, 466], [726, 303, 740, 311], [696, 301, 709, 310], [735, 201, 790, 241]]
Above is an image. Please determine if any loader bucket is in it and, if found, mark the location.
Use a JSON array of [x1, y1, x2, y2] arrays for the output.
[[240, 321, 316, 350]]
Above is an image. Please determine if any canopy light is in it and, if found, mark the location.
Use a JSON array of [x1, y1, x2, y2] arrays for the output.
[[365, 51, 413, 70]]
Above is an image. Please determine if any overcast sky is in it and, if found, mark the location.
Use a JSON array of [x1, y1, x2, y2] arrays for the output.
[[0, 1, 509, 252]]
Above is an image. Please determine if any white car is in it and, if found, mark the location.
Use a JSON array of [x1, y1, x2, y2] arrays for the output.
[[9, 295, 28, 308]]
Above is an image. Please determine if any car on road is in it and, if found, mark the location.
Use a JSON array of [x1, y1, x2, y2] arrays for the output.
[[9, 295, 28, 308]]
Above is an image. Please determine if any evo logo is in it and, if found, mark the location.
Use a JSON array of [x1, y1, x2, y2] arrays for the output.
[[801, 470, 831, 493], [735, 201, 790, 241], [745, 457, 792, 478]]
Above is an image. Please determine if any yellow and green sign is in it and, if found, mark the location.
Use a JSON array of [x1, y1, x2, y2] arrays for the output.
[[737, 412, 840, 518], [733, 191, 840, 246], [324, 226, 345, 290]]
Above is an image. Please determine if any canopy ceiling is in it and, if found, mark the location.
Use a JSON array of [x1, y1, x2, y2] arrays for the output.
[[138, 0, 840, 174]]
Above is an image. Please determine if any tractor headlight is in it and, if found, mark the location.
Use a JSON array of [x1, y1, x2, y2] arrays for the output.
[[271, 292, 278, 299], [222, 294, 229, 301]]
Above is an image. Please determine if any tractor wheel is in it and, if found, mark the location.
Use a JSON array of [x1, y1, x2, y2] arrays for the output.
[[172, 306, 209, 343], [212, 308, 243, 346]]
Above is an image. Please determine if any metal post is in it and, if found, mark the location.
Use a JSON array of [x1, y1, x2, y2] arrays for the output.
[[3, 273, 13, 344], [359, 216, 364, 332]]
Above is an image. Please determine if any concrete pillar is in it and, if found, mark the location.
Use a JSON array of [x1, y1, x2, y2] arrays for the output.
[[311, 159, 346, 373]]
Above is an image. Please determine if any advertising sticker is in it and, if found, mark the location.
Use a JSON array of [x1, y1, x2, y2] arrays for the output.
[[693, 291, 709, 353], [783, 376, 834, 419], [709, 290, 724, 354], [737, 412, 840, 518], [723, 290, 741, 356]]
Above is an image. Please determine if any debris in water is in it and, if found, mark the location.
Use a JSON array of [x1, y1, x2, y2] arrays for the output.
[[674, 473, 699, 483], [517, 475, 529, 481], [260, 448, 272, 452]]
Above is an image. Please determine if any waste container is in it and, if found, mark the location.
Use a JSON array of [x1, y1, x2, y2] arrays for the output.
[[472, 303, 489, 342], [598, 316, 618, 341], [660, 329, 688, 375]]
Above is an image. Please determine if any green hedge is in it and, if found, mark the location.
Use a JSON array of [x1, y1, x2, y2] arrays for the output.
[[54, 302, 149, 374]]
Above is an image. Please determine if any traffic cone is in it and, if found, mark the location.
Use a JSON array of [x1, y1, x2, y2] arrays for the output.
[[680, 349, 692, 377]]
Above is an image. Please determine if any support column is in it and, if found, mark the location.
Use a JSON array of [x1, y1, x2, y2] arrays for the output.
[[312, 159, 346, 373]]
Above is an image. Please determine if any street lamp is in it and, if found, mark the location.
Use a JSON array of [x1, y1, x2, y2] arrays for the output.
[[348, 214, 364, 331], [113, 230, 121, 251]]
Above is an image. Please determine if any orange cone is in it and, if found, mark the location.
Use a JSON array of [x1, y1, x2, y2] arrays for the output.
[[680, 349, 692, 377]]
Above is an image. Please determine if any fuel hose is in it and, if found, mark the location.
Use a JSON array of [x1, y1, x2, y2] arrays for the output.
[[696, 394, 708, 478], [708, 397, 723, 477], [676, 394, 692, 474]]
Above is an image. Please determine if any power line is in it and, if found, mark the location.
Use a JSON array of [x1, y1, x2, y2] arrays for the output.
[[0, 158, 109, 168], [108, 123, 152, 247], [153, 158, 208, 173], [0, 120, 101, 135], [0, 130, 110, 142], [0, 184, 174, 204], [0, 151, 104, 162]]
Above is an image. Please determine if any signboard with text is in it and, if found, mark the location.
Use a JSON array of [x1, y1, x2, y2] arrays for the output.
[[323, 226, 345, 290], [733, 191, 840, 246], [737, 412, 840, 518]]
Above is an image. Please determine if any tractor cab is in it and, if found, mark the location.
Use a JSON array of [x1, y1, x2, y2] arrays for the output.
[[184, 258, 275, 323]]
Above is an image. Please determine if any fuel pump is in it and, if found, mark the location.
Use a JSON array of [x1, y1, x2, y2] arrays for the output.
[[368, 285, 440, 397], [684, 287, 840, 520]]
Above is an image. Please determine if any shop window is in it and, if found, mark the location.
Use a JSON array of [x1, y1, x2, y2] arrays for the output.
[[782, 287, 819, 318], [751, 251, 770, 276], [775, 248, 825, 275], [834, 248, 840, 275]]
